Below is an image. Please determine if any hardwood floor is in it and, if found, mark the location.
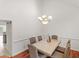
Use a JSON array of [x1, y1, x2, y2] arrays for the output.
[[0, 56, 10, 58], [57, 46, 79, 58], [70, 50, 79, 58], [12, 48, 79, 58], [13, 50, 30, 58], [0, 47, 79, 58]]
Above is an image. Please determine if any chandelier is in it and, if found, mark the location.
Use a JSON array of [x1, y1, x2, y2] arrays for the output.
[[38, 15, 52, 24]]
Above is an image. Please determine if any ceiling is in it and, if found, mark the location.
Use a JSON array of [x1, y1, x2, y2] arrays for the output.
[[63, 0, 79, 8]]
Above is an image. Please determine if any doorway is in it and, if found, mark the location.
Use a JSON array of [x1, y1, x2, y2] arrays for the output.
[[0, 20, 12, 57], [0, 22, 6, 56]]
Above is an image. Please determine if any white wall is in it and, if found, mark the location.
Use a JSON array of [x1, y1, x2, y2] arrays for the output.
[[42, 0, 79, 51], [0, 0, 43, 56]]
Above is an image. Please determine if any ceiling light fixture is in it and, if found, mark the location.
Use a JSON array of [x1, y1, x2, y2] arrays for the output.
[[38, 15, 52, 24]]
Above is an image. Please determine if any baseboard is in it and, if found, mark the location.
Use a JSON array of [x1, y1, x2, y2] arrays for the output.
[[12, 49, 29, 58], [12, 49, 28, 56], [4, 47, 12, 57]]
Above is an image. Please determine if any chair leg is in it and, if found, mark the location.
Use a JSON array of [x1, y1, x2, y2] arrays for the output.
[[56, 46, 65, 54]]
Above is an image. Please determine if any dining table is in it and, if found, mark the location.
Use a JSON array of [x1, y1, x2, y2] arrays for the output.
[[32, 39, 61, 56]]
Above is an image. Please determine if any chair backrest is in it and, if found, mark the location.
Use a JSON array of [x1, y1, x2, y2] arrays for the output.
[[37, 36, 42, 41], [28, 44, 38, 58], [52, 35, 58, 40], [63, 40, 71, 58], [29, 37, 36, 44]]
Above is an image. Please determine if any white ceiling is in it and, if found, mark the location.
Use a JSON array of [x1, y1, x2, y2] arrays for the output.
[[63, 0, 79, 8]]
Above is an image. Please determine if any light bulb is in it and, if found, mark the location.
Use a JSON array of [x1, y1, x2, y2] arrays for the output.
[[38, 17, 43, 20], [42, 21, 48, 24], [42, 15, 47, 18], [48, 16, 52, 19]]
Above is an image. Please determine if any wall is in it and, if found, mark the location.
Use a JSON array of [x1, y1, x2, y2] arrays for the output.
[[42, 0, 79, 51], [0, 0, 43, 56]]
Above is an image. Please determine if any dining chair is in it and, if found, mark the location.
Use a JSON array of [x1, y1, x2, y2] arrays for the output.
[[52, 35, 58, 40], [28, 44, 47, 58], [56, 46, 65, 54], [28, 44, 38, 58], [51, 40, 71, 58], [29, 37, 36, 44], [37, 36, 42, 41], [63, 40, 71, 58]]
